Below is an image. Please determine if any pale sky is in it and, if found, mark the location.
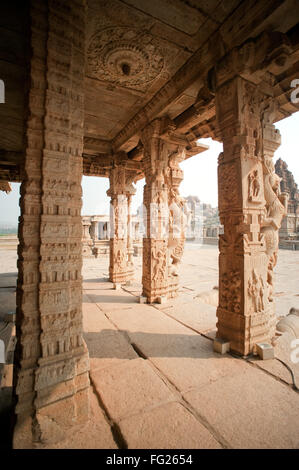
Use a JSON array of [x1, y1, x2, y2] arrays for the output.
[[0, 112, 298, 225]]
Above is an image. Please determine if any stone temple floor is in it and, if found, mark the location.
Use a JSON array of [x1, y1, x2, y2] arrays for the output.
[[0, 243, 299, 448]]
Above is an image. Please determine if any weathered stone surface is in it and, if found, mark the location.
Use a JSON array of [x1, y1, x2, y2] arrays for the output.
[[249, 331, 299, 387], [1, 0, 299, 449], [161, 301, 217, 334], [104, 304, 247, 393], [183, 366, 299, 448], [42, 388, 117, 449], [90, 358, 175, 421], [215, 73, 288, 355], [119, 401, 222, 449], [13, 0, 91, 448], [141, 118, 187, 303]]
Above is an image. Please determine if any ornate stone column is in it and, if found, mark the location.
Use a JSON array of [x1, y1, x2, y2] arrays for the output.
[[107, 164, 128, 284], [82, 217, 93, 257], [13, 0, 90, 448], [126, 190, 136, 282], [215, 75, 288, 355], [167, 147, 187, 298], [90, 219, 99, 242], [141, 118, 186, 303]]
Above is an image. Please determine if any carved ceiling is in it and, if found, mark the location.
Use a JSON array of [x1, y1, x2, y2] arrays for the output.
[[84, 0, 299, 156]]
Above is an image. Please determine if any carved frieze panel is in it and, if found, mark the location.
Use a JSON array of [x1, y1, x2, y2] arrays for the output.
[[218, 159, 240, 211]]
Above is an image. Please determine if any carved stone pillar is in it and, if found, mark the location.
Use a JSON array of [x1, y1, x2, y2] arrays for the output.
[[90, 219, 99, 242], [167, 148, 187, 299], [215, 76, 288, 356], [126, 192, 135, 282], [141, 119, 186, 303], [107, 165, 128, 284], [13, 0, 90, 448], [82, 217, 93, 257]]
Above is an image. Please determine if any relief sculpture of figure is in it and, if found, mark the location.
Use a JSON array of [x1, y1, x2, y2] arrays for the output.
[[248, 169, 260, 200], [152, 249, 167, 282], [261, 158, 288, 301]]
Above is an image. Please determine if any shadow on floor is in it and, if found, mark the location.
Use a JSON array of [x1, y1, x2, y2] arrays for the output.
[[86, 294, 139, 304], [83, 277, 110, 283], [83, 329, 227, 360]]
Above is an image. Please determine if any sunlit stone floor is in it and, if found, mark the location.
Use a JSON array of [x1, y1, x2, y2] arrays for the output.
[[0, 243, 299, 448]]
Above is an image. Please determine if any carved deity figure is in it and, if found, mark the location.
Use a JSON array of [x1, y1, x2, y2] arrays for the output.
[[248, 269, 265, 312], [248, 169, 260, 200], [261, 158, 288, 301], [114, 249, 125, 269], [152, 249, 167, 282]]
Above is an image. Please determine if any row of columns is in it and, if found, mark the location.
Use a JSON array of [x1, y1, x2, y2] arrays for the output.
[[12, 7, 288, 446], [106, 120, 187, 302]]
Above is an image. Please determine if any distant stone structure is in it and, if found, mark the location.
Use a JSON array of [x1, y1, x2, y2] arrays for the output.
[[275, 159, 299, 249], [185, 196, 220, 243], [82, 214, 142, 258]]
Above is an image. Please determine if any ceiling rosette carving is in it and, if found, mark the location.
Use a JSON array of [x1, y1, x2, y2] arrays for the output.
[[87, 26, 164, 90]]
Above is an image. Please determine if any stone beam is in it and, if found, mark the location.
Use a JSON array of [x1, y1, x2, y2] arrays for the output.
[[111, 0, 295, 152], [0, 163, 22, 182], [83, 137, 112, 154]]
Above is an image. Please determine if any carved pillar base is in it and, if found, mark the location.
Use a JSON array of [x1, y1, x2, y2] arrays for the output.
[[142, 238, 169, 303], [109, 238, 128, 284]]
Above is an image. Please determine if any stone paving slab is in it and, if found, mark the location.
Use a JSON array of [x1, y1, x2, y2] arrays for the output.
[[104, 303, 247, 393], [0, 272, 17, 288], [105, 303, 198, 335], [43, 389, 117, 449], [88, 289, 140, 313], [161, 301, 217, 334], [83, 296, 138, 372], [0, 288, 16, 320], [183, 366, 299, 449], [83, 280, 114, 291], [249, 332, 299, 387], [90, 358, 176, 422], [84, 329, 138, 373], [119, 401, 222, 449]]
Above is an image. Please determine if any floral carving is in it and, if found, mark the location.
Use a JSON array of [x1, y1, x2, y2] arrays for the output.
[[87, 27, 164, 90]]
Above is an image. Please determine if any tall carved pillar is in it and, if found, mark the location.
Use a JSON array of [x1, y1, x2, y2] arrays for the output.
[[126, 190, 135, 282], [13, 0, 90, 448], [82, 217, 93, 257], [215, 76, 288, 355], [90, 219, 99, 242], [167, 149, 187, 298], [107, 165, 128, 284], [141, 119, 186, 303]]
